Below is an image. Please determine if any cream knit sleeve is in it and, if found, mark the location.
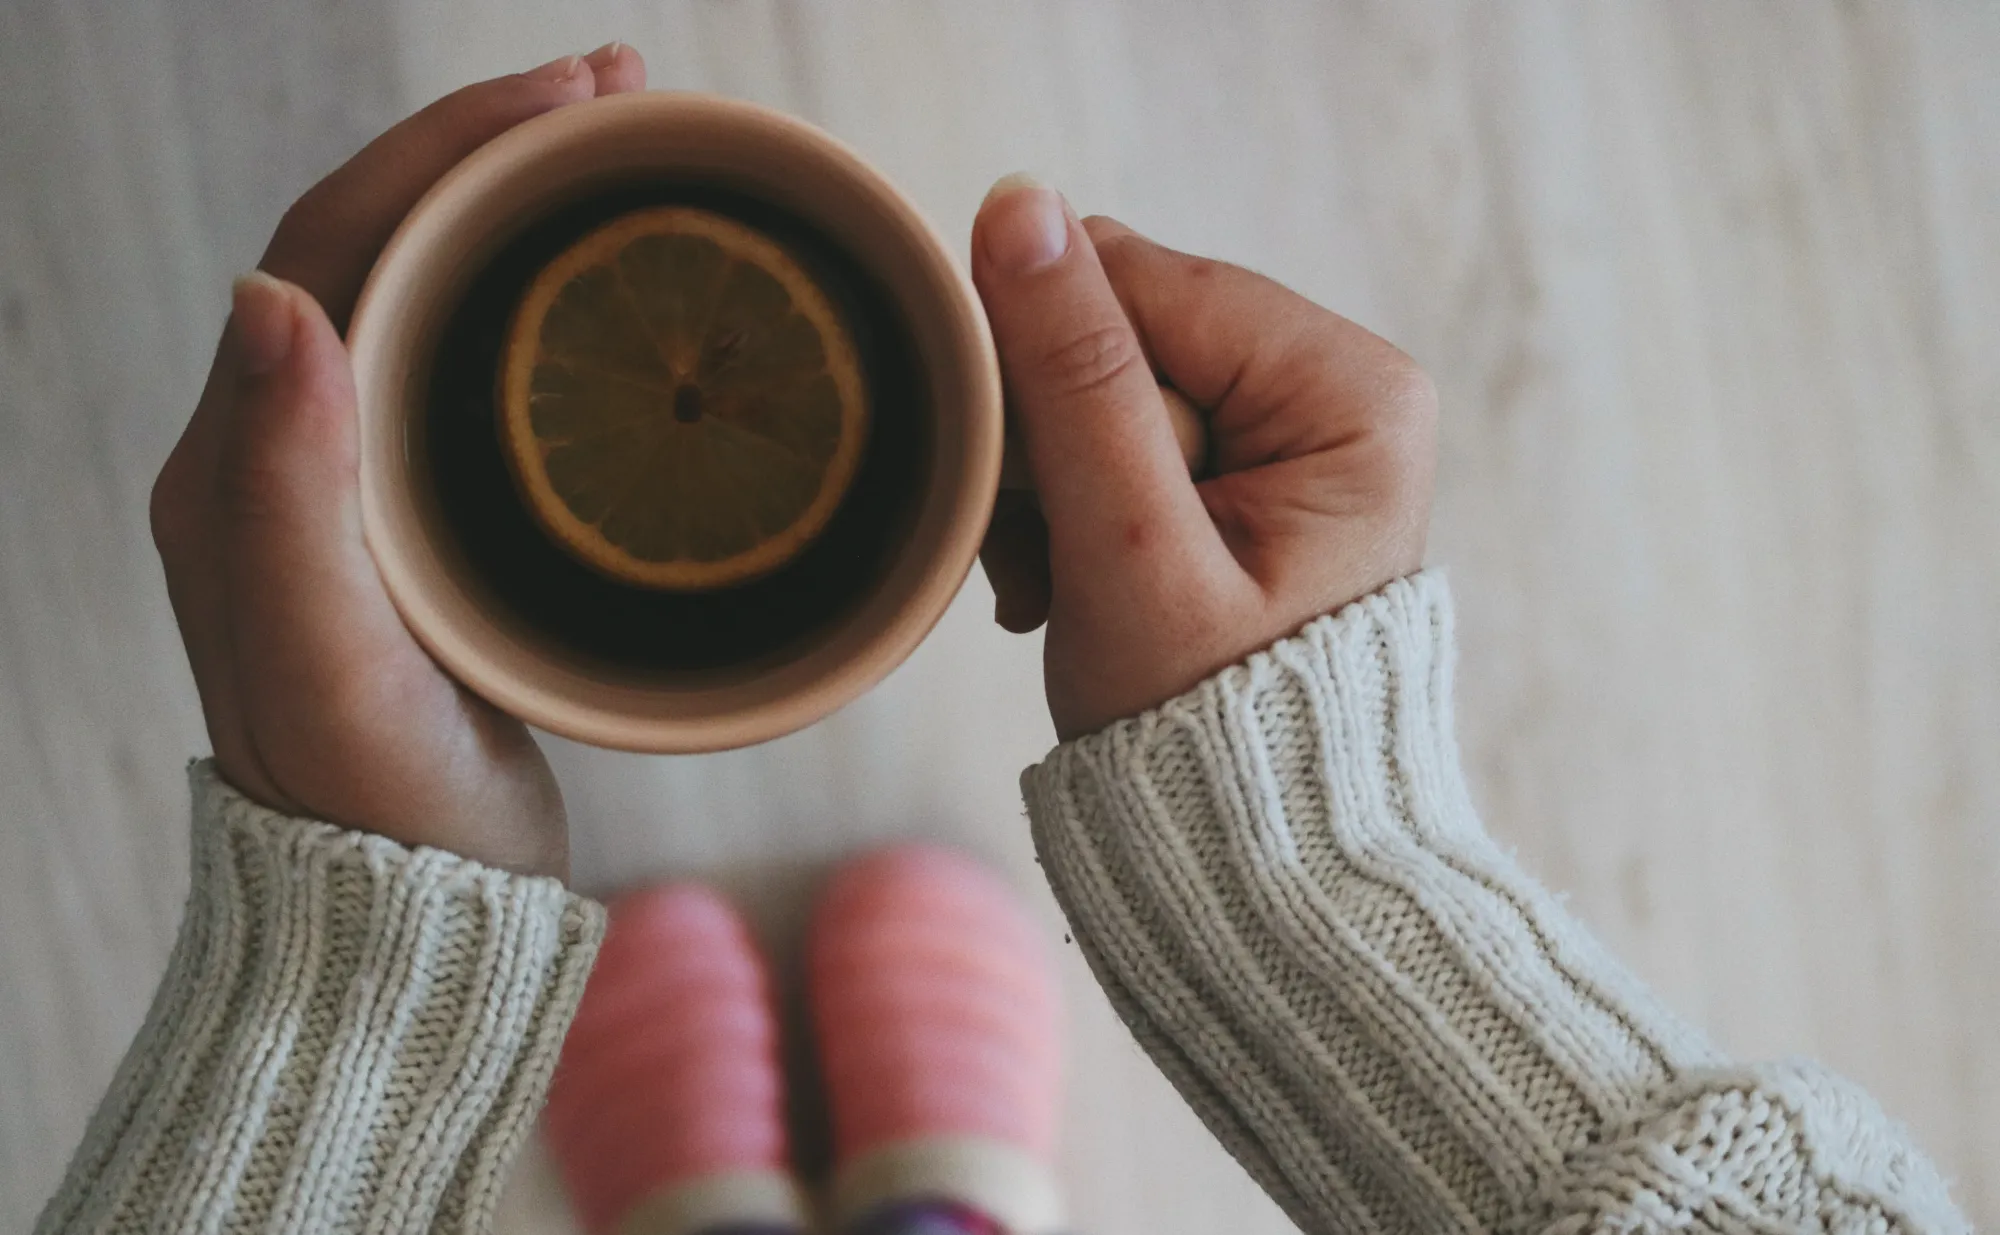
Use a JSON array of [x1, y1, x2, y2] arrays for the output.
[[1024, 572, 1970, 1234], [35, 762, 605, 1235]]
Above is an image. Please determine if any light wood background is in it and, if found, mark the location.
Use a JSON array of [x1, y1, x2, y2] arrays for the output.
[[2, 3, 1995, 1231]]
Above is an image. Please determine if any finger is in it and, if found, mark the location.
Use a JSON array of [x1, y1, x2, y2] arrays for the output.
[[214, 275, 450, 802], [151, 325, 275, 797], [978, 492, 1051, 633], [260, 58, 600, 331], [971, 176, 1224, 584], [583, 40, 647, 94], [1080, 216, 1436, 476]]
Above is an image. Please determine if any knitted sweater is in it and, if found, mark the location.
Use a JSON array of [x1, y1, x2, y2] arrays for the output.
[[1024, 573, 1969, 1233], [35, 574, 1968, 1234], [34, 766, 605, 1235]]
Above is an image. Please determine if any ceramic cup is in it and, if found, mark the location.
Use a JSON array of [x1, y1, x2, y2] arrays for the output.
[[348, 92, 1002, 753]]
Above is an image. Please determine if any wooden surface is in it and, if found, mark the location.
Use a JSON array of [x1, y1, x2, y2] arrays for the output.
[[3, 3, 1996, 1230]]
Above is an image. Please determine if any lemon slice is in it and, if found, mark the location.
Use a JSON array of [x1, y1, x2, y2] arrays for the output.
[[499, 206, 869, 590]]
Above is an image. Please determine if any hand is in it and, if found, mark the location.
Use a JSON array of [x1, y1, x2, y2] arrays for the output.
[[973, 179, 1437, 740], [148, 46, 646, 878]]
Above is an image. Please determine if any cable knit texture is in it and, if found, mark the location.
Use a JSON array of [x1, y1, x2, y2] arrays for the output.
[[1024, 571, 1970, 1235], [35, 762, 606, 1235]]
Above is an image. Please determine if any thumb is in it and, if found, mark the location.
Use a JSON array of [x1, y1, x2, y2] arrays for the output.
[[217, 273, 441, 756], [971, 176, 1220, 583]]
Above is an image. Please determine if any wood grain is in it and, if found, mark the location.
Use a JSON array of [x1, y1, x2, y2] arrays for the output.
[[1, 3, 1993, 1230]]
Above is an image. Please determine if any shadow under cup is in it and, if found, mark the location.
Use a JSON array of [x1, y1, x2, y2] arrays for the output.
[[348, 94, 1002, 753]]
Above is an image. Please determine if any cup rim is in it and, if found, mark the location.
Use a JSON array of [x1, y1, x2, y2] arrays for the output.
[[348, 92, 1001, 752]]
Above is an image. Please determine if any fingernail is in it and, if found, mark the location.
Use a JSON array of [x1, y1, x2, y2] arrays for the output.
[[980, 173, 1071, 274], [230, 272, 296, 376], [524, 53, 584, 82], [584, 40, 626, 66], [984, 171, 1047, 203]]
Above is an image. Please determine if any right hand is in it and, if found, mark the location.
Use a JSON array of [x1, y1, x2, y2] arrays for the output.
[[972, 178, 1438, 740], [148, 46, 645, 877]]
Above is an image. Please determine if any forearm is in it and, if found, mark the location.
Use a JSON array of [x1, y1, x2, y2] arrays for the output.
[[37, 762, 604, 1235], [1026, 572, 1968, 1234]]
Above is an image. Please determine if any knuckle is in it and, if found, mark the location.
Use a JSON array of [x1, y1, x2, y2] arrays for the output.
[[1382, 350, 1440, 423], [270, 174, 365, 265], [271, 184, 328, 252], [418, 75, 566, 149], [148, 461, 199, 555], [1038, 324, 1145, 400], [267, 198, 340, 281], [425, 80, 527, 142], [1343, 342, 1437, 449], [1288, 338, 1438, 509], [1081, 216, 1140, 254], [218, 445, 298, 530], [1089, 237, 1149, 288], [473, 73, 556, 121], [1381, 356, 1440, 458], [1362, 374, 1439, 503]]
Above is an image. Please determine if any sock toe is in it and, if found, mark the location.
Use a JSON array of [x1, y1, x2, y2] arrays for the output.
[[811, 846, 1064, 1233], [547, 885, 794, 1234]]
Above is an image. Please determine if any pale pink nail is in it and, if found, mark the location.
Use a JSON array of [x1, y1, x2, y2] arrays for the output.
[[230, 272, 296, 376], [523, 53, 583, 83]]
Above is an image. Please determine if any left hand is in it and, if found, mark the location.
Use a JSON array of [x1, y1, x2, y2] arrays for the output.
[[971, 185, 1436, 739], [147, 45, 646, 878]]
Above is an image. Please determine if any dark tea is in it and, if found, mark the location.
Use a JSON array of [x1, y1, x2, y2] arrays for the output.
[[419, 183, 930, 675]]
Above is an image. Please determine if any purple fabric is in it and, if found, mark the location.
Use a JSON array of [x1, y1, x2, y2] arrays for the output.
[[689, 1196, 1032, 1235], [844, 1198, 1009, 1235]]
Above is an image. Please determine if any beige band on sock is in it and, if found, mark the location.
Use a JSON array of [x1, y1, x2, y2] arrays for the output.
[[830, 1135, 1065, 1235], [616, 1169, 813, 1235]]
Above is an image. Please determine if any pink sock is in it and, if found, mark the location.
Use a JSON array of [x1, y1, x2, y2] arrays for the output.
[[811, 846, 1064, 1235], [546, 885, 803, 1235]]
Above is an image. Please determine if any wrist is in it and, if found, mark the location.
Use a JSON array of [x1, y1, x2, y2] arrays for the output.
[[349, 773, 570, 881], [211, 755, 569, 882]]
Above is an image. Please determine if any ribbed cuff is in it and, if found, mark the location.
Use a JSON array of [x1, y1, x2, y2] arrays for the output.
[[36, 762, 606, 1235], [1024, 572, 1715, 1232]]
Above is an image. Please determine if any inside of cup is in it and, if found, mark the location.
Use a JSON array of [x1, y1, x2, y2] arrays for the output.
[[349, 93, 1000, 751]]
